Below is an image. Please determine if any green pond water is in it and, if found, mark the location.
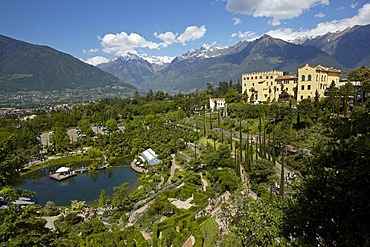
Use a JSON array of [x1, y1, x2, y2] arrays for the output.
[[12, 164, 140, 206]]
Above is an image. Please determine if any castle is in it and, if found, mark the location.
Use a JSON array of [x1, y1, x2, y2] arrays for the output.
[[242, 64, 341, 102]]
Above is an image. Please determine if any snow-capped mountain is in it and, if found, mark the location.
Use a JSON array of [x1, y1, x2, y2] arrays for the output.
[[176, 44, 227, 61], [96, 24, 370, 92], [142, 55, 174, 72], [301, 24, 370, 68], [97, 54, 154, 87]]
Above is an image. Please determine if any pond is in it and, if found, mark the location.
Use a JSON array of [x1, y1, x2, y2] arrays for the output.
[[12, 164, 140, 206]]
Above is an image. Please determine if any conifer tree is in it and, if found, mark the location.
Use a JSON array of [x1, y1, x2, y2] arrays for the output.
[[280, 151, 285, 199], [230, 131, 233, 151], [239, 119, 243, 165]]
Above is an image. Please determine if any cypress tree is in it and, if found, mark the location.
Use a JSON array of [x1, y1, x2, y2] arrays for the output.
[[235, 148, 239, 176], [246, 134, 250, 172], [272, 130, 276, 166], [203, 109, 206, 137], [267, 132, 271, 161], [255, 136, 258, 160], [258, 116, 263, 157], [250, 138, 254, 172], [239, 119, 243, 165], [217, 110, 220, 126], [280, 150, 285, 199], [194, 142, 197, 159], [263, 126, 267, 159], [230, 131, 233, 151], [210, 111, 213, 130], [270, 182, 274, 203]]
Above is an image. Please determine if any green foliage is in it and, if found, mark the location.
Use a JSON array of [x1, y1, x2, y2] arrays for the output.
[[199, 217, 219, 247], [105, 118, 118, 131], [112, 182, 133, 211], [209, 168, 239, 193], [231, 200, 287, 246], [40, 201, 59, 216], [250, 159, 276, 186], [282, 108, 370, 246], [70, 200, 87, 211], [0, 137, 28, 185], [98, 189, 110, 207], [54, 212, 84, 236], [205, 144, 233, 169], [0, 205, 55, 246], [0, 186, 34, 201], [80, 218, 107, 238]]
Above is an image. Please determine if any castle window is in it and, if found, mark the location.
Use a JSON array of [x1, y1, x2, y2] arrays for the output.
[[308, 85, 311, 90], [302, 75, 305, 81], [270, 76, 273, 79], [266, 76, 269, 79], [301, 95, 304, 100], [308, 74, 312, 81], [301, 85, 305, 90], [260, 76, 262, 79]]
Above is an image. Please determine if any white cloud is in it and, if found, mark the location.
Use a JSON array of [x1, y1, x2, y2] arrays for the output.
[[267, 3, 370, 41], [82, 48, 99, 54], [84, 56, 109, 66], [315, 12, 326, 18], [231, 31, 258, 40], [99, 32, 160, 56], [98, 25, 206, 55], [232, 17, 242, 25], [177, 25, 207, 45], [226, 0, 329, 26], [153, 31, 178, 47]]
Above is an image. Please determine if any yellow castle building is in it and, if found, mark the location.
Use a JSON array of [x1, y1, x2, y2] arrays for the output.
[[241, 64, 341, 102], [297, 64, 341, 100]]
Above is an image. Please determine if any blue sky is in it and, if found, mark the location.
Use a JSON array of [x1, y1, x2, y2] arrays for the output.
[[1, 0, 370, 65]]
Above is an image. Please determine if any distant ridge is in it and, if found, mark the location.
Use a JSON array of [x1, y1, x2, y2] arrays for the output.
[[0, 35, 135, 92], [97, 24, 370, 93], [301, 24, 370, 69]]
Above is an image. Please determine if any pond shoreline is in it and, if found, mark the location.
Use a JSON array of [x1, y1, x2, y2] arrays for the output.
[[13, 165, 140, 206]]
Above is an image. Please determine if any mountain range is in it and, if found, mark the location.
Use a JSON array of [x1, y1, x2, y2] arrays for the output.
[[0, 35, 136, 93], [97, 24, 370, 92], [0, 24, 369, 94]]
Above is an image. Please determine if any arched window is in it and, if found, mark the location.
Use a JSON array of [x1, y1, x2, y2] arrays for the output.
[[316, 75, 319, 81], [301, 75, 305, 81], [308, 74, 312, 81]]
